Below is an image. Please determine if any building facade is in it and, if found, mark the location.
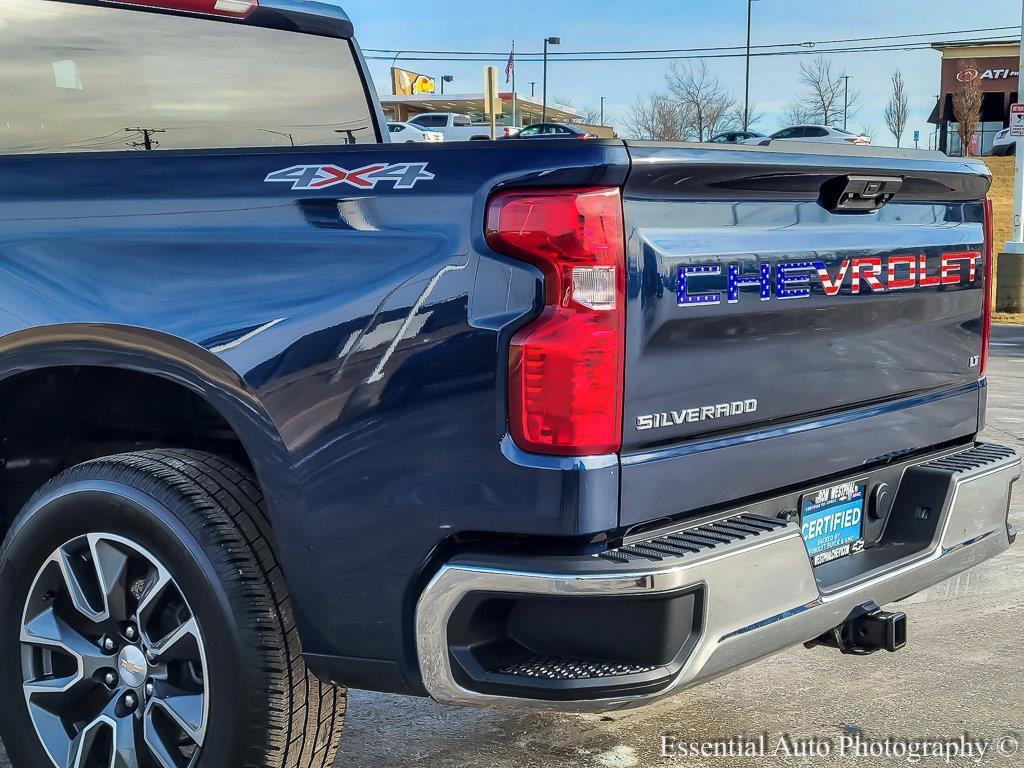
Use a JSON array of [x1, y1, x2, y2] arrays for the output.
[[380, 92, 588, 129], [930, 41, 1019, 156]]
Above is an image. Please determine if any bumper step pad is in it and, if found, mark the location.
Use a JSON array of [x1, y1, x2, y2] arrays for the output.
[[920, 442, 1016, 473], [497, 657, 657, 680], [600, 514, 789, 564]]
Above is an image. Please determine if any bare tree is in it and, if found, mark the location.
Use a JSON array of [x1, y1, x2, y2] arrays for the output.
[[735, 100, 765, 132], [790, 55, 860, 126], [571, 105, 603, 125], [781, 100, 818, 128], [884, 70, 910, 147], [625, 93, 686, 141], [952, 61, 983, 157], [666, 60, 736, 141], [625, 59, 747, 142]]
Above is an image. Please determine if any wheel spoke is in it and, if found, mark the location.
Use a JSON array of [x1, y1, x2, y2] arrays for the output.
[[151, 687, 206, 747], [68, 715, 111, 768], [142, 707, 182, 768], [27, 706, 76, 768], [57, 549, 106, 624], [89, 536, 131, 624], [148, 617, 201, 663], [110, 714, 140, 768], [136, 569, 172, 647], [23, 672, 82, 698], [22, 607, 109, 678]]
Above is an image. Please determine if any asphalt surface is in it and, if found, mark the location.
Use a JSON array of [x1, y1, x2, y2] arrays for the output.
[[4, 327, 1024, 768]]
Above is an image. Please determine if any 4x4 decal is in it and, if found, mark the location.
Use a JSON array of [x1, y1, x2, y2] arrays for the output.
[[265, 162, 435, 191]]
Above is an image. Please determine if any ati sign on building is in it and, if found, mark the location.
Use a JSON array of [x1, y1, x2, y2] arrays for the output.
[[956, 66, 1020, 82]]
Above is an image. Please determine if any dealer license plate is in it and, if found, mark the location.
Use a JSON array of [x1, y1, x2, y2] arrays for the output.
[[800, 480, 866, 567]]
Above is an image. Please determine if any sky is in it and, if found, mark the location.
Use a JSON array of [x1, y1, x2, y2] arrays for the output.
[[343, 0, 1024, 146]]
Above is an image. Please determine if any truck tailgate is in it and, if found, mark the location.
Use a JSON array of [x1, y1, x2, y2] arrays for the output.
[[619, 142, 991, 528]]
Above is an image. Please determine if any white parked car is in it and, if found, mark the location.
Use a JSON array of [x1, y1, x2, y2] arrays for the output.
[[743, 125, 871, 146], [387, 122, 444, 143], [405, 112, 495, 142], [992, 128, 1015, 156]]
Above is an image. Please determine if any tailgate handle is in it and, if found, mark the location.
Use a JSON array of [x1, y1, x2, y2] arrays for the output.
[[819, 175, 903, 214]]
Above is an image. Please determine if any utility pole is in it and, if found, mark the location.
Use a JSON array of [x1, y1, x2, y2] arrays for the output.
[[542, 36, 560, 123], [842, 75, 851, 129], [600, 96, 606, 126], [510, 41, 517, 129], [125, 127, 165, 151], [743, 0, 757, 131]]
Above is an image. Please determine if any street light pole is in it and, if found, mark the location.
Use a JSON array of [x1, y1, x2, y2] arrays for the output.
[[743, 0, 757, 131], [440, 75, 453, 95], [843, 75, 851, 129], [600, 96, 606, 126], [999, 0, 1024, 311], [1010, 0, 1024, 247], [529, 81, 537, 97], [259, 128, 295, 147], [542, 36, 560, 123]]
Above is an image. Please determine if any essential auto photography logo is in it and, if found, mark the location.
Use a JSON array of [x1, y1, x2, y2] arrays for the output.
[[660, 732, 1022, 764]]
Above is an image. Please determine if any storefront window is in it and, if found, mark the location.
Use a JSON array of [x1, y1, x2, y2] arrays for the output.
[[946, 120, 1005, 156]]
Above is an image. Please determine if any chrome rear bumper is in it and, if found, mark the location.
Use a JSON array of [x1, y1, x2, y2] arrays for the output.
[[415, 443, 1020, 711]]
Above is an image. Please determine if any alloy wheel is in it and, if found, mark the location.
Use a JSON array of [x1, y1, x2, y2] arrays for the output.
[[20, 533, 208, 768]]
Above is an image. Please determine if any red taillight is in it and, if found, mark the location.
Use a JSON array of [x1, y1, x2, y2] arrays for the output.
[[981, 196, 995, 376], [486, 188, 626, 456], [102, 0, 258, 17]]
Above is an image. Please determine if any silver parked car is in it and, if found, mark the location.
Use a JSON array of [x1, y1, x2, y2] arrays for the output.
[[744, 125, 871, 146]]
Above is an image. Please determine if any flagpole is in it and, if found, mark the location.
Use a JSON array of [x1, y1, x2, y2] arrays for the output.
[[511, 40, 517, 129]]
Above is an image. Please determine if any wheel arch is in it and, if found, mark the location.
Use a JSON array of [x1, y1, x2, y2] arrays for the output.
[[0, 324, 299, 550]]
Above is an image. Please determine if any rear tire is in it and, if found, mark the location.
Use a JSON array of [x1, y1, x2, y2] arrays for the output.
[[0, 449, 346, 768]]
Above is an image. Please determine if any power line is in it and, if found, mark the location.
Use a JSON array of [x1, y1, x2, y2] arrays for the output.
[[363, 24, 1020, 57], [16, 129, 141, 154], [365, 37, 1016, 64]]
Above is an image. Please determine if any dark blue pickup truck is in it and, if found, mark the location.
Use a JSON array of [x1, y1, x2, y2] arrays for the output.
[[0, 1, 1019, 767]]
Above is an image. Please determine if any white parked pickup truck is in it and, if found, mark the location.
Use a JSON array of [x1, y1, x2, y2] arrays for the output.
[[405, 112, 502, 141]]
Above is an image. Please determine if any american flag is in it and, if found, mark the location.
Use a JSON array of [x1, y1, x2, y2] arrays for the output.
[[505, 43, 515, 84]]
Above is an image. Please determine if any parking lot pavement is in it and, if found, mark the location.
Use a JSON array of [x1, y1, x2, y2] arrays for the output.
[[3, 326, 1023, 768]]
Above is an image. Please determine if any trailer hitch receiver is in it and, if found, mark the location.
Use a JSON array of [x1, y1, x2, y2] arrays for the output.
[[805, 601, 907, 655]]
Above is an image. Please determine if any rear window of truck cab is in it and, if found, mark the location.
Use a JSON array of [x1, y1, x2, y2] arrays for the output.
[[0, 0, 377, 154]]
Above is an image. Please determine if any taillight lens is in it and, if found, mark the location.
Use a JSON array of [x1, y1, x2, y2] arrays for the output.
[[486, 188, 626, 456], [102, 0, 258, 17], [981, 196, 995, 376]]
